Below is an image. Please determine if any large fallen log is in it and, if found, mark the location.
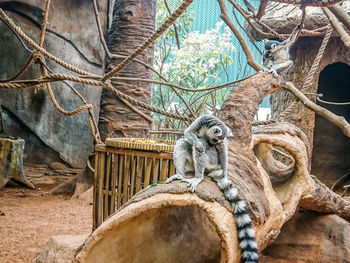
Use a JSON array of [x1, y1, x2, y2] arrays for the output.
[[74, 73, 350, 263]]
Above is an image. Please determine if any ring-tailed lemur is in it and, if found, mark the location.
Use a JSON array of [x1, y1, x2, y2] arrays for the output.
[[262, 24, 300, 78], [166, 115, 259, 263]]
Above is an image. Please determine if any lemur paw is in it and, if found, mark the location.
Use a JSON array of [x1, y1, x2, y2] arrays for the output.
[[194, 142, 205, 153], [165, 174, 184, 183], [261, 68, 279, 78], [181, 178, 202, 192]]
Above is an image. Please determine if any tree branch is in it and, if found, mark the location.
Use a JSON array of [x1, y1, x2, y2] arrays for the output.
[[322, 7, 350, 49], [283, 82, 350, 137], [217, 0, 262, 72], [328, 4, 350, 32], [300, 175, 350, 221], [256, 0, 269, 19]]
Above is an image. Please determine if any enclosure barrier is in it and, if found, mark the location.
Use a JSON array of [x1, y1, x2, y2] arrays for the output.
[[93, 139, 177, 229]]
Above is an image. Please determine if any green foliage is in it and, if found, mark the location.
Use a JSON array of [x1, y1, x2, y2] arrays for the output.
[[153, 1, 236, 126]]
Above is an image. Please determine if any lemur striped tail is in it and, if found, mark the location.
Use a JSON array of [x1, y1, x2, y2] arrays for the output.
[[215, 176, 259, 263]]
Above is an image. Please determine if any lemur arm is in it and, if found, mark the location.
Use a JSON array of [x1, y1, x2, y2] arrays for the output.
[[184, 117, 204, 151], [281, 24, 300, 49], [216, 139, 228, 177]]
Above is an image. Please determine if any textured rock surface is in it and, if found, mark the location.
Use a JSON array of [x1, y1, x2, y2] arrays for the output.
[[0, 0, 108, 167], [262, 210, 350, 263], [33, 234, 89, 263]]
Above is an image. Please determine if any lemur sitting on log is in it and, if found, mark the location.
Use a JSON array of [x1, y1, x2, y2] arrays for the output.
[[166, 115, 259, 263]]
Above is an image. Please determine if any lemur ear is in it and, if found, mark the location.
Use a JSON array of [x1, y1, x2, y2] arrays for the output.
[[227, 129, 233, 137]]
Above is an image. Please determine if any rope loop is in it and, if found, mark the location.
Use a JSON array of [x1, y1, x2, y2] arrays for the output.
[[32, 51, 45, 64]]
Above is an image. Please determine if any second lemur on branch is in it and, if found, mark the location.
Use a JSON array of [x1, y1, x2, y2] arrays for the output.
[[166, 115, 259, 263], [262, 24, 300, 78]]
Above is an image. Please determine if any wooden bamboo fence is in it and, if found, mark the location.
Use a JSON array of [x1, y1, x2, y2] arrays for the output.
[[93, 140, 177, 229]]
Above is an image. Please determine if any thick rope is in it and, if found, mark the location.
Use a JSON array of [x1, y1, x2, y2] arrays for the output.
[[0, 8, 98, 77], [42, 63, 102, 143], [101, 0, 194, 82], [279, 26, 333, 121], [302, 26, 333, 91], [105, 83, 194, 122], [46, 87, 93, 116], [118, 95, 154, 123], [0, 71, 257, 122], [39, 0, 50, 47], [0, 73, 253, 93], [19, 0, 101, 143]]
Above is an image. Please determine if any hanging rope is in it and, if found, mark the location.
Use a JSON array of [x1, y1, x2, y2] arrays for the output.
[[301, 26, 333, 91], [0, 8, 98, 77], [101, 0, 194, 82], [105, 83, 194, 122], [279, 26, 333, 121], [0, 1, 102, 143]]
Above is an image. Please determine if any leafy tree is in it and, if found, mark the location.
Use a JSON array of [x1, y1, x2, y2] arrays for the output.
[[153, 3, 236, 124]]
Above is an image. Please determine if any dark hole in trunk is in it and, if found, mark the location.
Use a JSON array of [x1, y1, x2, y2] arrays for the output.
[[311, 62, 350, 187]]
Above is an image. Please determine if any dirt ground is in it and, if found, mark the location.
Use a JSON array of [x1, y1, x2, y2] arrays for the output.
[[0, 164, 92, 263]]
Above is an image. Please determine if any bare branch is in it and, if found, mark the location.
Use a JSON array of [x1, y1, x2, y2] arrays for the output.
[[300, 175, 350, 221], [322, 7, 350, 49], [217, 0, 262, 71], [230, 0, 281, 40], [163, 0, 181, 49], [242, 0, 257, 15], [256, 0, 269, 19], [283, 82, 350, 137], [328, 4, 350, 32]]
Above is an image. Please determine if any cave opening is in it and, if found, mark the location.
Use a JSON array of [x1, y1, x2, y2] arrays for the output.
[[311, 62, 350, 187]]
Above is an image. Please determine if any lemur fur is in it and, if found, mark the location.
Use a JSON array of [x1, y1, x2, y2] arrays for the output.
[[166, 115, 259, 263], [262, 24, 300, 78]]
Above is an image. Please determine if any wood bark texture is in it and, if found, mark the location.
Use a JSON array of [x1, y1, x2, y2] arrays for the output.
[[300, 175, 350, 221], [98, 0, 156, 140]]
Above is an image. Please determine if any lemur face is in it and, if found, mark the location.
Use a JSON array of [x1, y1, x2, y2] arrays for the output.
[[206, 126, 223, 145], [262, 39, 281, 52]]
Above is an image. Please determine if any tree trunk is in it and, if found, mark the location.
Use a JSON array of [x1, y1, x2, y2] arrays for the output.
[[98, 0, 156, 141], [0, 136, 34, 188]]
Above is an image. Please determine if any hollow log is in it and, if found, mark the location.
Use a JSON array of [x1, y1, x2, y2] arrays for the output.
[[74, 73, 350, 262]]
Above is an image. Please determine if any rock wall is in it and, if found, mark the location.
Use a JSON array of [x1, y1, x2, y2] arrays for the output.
[[0, 0, 108, 167]]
